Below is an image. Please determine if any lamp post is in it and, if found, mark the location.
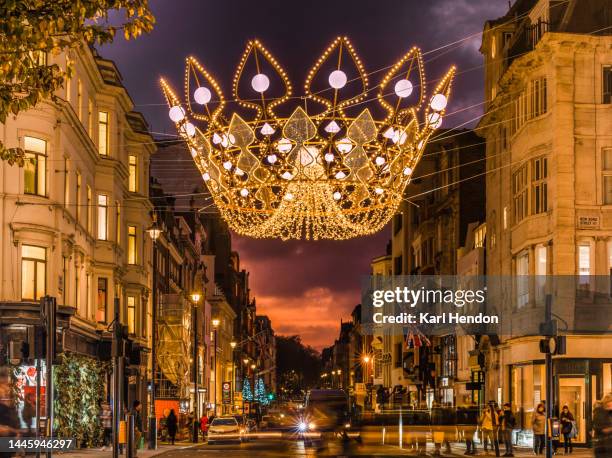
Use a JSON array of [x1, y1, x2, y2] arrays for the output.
[[363, 355, 372, 410], [146, 220, 162, 450], [212, 318, 220, 416], [190, 292, 201, 443], [230, 341, 236, 413], [250, 363, 256, 406]]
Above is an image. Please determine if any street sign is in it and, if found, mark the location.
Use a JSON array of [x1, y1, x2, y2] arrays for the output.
[[243, 402, 250, 414], [222, 381, 231, 404]]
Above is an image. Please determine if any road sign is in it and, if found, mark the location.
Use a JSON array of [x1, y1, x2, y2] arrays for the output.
[[222, 381, 231, 404]]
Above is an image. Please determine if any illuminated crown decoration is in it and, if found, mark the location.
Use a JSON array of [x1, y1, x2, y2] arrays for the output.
[[160, 37, 455, 240]]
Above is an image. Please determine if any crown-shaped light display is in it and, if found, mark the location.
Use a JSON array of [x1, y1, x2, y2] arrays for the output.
[[160, 37, 455, 240]]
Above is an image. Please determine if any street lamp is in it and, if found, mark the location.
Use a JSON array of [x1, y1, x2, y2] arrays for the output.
[[190, 292, 201, 443], [146, 219, 162, 450], [250, 363, 256, 405], [230, 341, 236, 413], [212, 318, 220, 415]]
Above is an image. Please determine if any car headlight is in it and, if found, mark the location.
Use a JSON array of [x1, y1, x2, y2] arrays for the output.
[[298, 421, 307, 432], [344, 423, 351, 429], [308, 422, 316, 431]]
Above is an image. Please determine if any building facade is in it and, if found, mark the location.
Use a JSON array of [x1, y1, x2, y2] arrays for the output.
[[479, 0, 612, 445]]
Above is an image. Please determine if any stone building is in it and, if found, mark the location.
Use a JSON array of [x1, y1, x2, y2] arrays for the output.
[[478, 0, 612, 446], [0, 44, 155, 426]]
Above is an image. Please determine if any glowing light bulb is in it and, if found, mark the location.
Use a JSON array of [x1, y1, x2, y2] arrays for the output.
[[430, 93, 448, 111], [383, 127, 396, 139], [375, 156, 385, 166], [194, 86, 212, 105], [169, 106, 185, 122], [394, 79, 413, 98], [223, 161, 232, 171], [202, 172, 210, 181], [333, 191, 342, 200], [260, 123, 275, 135], [240, 188, 249, 197], [190, 148, 197, 158], [277, 138, 292, 153], [235, 168, 245, 177], [403, 166, 413, 175], [324, 152, 335, 162], [336, 138, 352, 154], [212, 133, 222, 144], [281, 171, 293, 180], [329, 70, 347, 89], [182, 122, 196, 137], [324, 121, 341, 134], [375, 187, 384, 195], [335, 171, 347, 180], [251, 73, 270, 92], [284, 193, 294, 201], [427, 112, 443, 129], [267, 154, 278, 164]]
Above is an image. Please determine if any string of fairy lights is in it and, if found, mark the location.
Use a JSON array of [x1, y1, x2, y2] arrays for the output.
[[160, 37, 456, 240]]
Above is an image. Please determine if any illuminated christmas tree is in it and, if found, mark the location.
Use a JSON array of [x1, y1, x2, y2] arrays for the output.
[[242, 377, 253, 401], [255, 377, 267, 404]]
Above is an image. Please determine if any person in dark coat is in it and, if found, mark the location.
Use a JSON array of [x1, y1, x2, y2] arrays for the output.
[[560, 405, 575, 454], [593, 394, 612, 458], [167, 409, 178, 445]]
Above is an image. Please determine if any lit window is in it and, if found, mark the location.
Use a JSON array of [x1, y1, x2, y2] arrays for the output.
[[530, 77, 547, 118], [97, 277, 108, 323], [77, 79, 83, 121], [535, 244, 547, 276], [98, 194, 108, 240], [21, 245, 46, 300], [128, 225, 137, 264], [128, 155, 138, 192], [578, 244, 591, 287], [474, 225, 487, 248], [512, 163, 528, 224], [127, 295, 136, 334], [23, 137, 47, 196], [86, 185, 92, 233], [98, 111, 109, 156], [515, 251, 529, 308]]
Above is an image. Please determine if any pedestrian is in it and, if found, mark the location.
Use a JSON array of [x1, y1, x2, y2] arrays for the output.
[[100, 401, 112, 451], [560, 405, 575, 454], [500, 403, 515, 457], [532, 403, 546, 455], [131, 401, 143, 453], [593, 394, 612, 458], [480, 402, 500, 456], [167, 409, 178, 445], [199, 414, 208, 438]]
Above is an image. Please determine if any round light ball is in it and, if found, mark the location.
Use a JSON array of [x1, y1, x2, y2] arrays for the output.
[[194, 86, 212, 105], [329, 70, 347, 89], [168, 105, 185, 123], [277, 138, 292, 153], [375, 187, 384, 195], [394, 79, 413, 98], [281, 171, 293, 180], [427, 112, 443, 129], [324, 152, 335, 163], [251, 73, 270, 93], [284, 193, 294, 201], [267, 154, 278, 164], [335, 171, 347, 180], [430, 93, 448, 111], [183, 122, 196, 137], [403, 166, 413, 176], [333, 191, 342, 201], [240, 188, 249, 197], [375, 156, 386, 166], [223, 161, 232, 171], [202, 172, 211, 181]]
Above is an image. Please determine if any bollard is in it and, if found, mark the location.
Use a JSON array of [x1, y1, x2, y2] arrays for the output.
[[127, 414, 135, 458]]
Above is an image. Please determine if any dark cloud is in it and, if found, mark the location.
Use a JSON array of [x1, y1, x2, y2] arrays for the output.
[[101, 0, 508, 348]]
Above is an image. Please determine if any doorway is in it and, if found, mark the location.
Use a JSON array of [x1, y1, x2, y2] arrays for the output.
[[558, 377, 586, 443]]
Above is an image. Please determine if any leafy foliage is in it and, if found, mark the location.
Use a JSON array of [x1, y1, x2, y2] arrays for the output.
[[53, 353, 109, 448], [0, 0, 155, 164]]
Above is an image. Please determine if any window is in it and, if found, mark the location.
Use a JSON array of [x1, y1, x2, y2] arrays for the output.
[[75, 263, 80, 311], [116, 202, 121, 244], [510, 77, 547, 135], [88, 99, 94, 137], [603, 148, 612, 204], [128, 225, 137, 264], [516, 251, 529, 308], [535, 244, 547, 275], [98, 111, 109, 156], [86, 185, 92, 233], [97, 278, 108, 323], [474, 224, 486, 248], [128, 155, 138, 192], [77, 79, 83, 121], [86, 273, 91, 318], [503, 207, 508, 230], [63, 158, 70, 208], [65, 56, 71, 102], [578, 244, 591, 287], [532, 157, 548, 214], [530, 77, 547, 118], [513, 163, 528, 223], [23, 137, 47, 196], [21, 245, 46, 300], [98, 194, 108, 240], [604, 66, 611, 104], [76, 172, 82, 222], [127, 295, 136, 335]]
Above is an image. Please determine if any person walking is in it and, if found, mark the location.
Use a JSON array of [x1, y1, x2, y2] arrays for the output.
[[532, 403, 546, 455], [560, 405, 575, 454], [593, 394, 612, 458], [167, 409, 178, 445], [199, 414, 209, 439], [100, 401, 112, 451], [500, 403, 516, 457], [480, 403, 500, 456], [131, 401, 143, 453]]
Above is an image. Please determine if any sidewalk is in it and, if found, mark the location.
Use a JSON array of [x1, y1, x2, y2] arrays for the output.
[[56, 441, 198, 458]]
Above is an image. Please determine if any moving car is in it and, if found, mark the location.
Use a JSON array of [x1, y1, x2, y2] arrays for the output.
[[207, 416, 242, 444]]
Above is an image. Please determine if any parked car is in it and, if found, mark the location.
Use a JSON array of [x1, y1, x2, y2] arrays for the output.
[[207, 416, 242, 444]]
